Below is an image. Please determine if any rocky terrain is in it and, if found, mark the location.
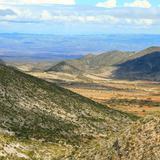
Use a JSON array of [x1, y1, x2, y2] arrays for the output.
[[0, 63, 138, 159], [72, 114, 160, 160]]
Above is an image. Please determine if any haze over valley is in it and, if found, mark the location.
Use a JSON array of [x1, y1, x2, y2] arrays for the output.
[[1, 34, 160, 61]]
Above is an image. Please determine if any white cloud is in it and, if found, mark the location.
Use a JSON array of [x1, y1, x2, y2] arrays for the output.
[[41, 10, 52, 20], [0, 0, 75, 5], [125, 18, 153, 26], [96, 0, 117, 8], [39, 13, 119, 24], [0, 3, 158, 29], [124, 0, 151, 8]]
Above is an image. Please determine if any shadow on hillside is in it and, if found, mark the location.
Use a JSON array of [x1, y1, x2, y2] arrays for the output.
[[112, 51, 160, 81]]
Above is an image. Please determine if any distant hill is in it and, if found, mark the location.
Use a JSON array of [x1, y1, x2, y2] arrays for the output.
[[47, 51, 133, 74], [89, 51, 133, 69], [130, 46, 160, 59], [46, 61, 82, 74], [0, 63, 136, 159], [114, 47, 160, 81], [1, 33, 160, 61], [47, 46, 160, 81]]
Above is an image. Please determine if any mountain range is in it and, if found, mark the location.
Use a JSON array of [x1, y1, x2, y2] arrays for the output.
[[47, 46, 160, 81], [47, 51, 133, 73]]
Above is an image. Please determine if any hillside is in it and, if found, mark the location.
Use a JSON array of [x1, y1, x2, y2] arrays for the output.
[[114, 51, 160, 81], [130, 46, 160, 59], [72, 114, 160, 160], [0, 63, 137, 159], [47, 51, 133, 74], [89, 51, 132, 69], [111, 114, 160, 160], [46, 61, 82, 74]]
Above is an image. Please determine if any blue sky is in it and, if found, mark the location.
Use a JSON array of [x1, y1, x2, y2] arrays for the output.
[[0, 0, 160, 34], [76, 0, 159, 7]]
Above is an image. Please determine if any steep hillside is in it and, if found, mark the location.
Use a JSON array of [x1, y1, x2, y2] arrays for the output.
[[114, 51, 160, 81], [111, 115, 160, 160], [0, 63, 136, 159], [72, 114, 160, 160]]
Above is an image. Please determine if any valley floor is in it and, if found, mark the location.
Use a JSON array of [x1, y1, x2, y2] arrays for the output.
[[28, 71, 160, 116]]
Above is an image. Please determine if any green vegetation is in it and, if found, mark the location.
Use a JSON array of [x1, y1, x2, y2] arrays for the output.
[[0, 63, 138, 159], [0, 62, 159, 159]]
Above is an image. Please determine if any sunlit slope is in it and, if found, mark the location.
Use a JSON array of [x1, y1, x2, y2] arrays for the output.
[[72, 114, 160, 160], [0, 63, 138, 159]]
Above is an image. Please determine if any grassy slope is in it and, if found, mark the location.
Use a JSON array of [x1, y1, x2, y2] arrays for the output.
[[0, 64, 138, 159], [72, 114, 160, 160]]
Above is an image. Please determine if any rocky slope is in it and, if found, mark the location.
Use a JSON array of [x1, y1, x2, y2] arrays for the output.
[[111, 114, 160, 160], [72, 114, 160, 160], [0, 63, 137, 159]]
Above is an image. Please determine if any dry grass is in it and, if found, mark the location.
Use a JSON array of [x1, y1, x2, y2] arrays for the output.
[[26, 70, 160, 116], [65, 79, 160, 116]]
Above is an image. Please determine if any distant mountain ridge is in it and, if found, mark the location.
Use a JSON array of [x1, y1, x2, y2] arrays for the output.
[[47, 50, 134, 73], [47, 46, 160, 81], [114, 47, 160, 81], [131, 46, 160, 59]]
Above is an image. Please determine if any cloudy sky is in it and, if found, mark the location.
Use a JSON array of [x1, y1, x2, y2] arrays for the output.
[[0, 0, 160, 34]]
